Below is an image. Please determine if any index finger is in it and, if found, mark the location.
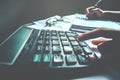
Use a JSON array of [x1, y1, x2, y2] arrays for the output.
[[77, 28, 102, 41], [77, 28, 118, 41], [86, 6, 95, 14]]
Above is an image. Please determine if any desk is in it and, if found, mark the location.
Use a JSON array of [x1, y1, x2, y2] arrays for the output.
[[1, 13, 120, 80]]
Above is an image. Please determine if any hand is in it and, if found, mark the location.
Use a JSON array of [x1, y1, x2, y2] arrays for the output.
[[77, 28, 113, 43], [77, 28, 120, 62], [86, 6, 105, 19]]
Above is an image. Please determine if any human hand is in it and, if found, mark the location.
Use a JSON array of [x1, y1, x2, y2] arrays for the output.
[[77, 28, 113, 43], [86, 6, 105, 19], [77, 28, 120, 61]]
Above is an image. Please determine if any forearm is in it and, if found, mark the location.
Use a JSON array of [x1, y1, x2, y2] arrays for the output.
[[103, 10, 120, 22], [104, 10, 120, 14]]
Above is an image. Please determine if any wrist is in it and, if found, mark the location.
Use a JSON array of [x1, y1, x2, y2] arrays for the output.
[[103, 10, 120, 14]]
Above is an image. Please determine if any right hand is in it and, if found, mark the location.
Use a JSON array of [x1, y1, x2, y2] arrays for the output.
[[86, 6, 105, 19]]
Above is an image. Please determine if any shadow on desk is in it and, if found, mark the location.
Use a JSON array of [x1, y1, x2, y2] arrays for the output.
[[0, 63, 120, 80]]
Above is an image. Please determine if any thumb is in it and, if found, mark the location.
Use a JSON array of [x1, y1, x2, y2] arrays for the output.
[[92, 38, 112, 46]]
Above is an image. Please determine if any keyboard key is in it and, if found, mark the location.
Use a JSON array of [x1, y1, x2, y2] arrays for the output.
[[68, 37, 76, 41], [52, 45, 61, 54], [45, 46, 50, 53], [46, 31, 50, 36], [63, 46, 72, 54], [73, 46, 82, 54], [36, 45, 42, 52], [71, 41, 79, 46], [79, 41, 87, 47], [60, 37, 67, 41], [43, 54, 51, 63], [59, 32, 65, 36], [45, 36, 50, 40], [51, 36, 58, 40], [33, 54, 41, 63], [62, 41, 69, 46], [52, 40, 60, 45], [52, 54, 64, 66], [37, 40, 43, 45], [66, 33, 75, 37], [78, 55, 88, 64], [66, 54, 77, 65], [83, 47, 93, 54], [51, 32, 57, 36], [45, 40, 50, 45], [39, 35, 44, 40]]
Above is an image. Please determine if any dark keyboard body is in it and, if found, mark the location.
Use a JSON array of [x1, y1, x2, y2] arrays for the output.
[[21, 29, 100, 69]]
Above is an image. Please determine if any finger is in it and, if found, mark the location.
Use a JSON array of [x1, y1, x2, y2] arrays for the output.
[[86, 6, 95, 14], [92, 38, 112, 45], [77, 28, 119, 41], [92, 40, 106, 45], [77, 28, 101, 41]]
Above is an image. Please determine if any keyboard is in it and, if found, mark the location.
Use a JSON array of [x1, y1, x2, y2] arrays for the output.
[[22, 29, 100, 69]]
